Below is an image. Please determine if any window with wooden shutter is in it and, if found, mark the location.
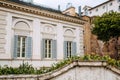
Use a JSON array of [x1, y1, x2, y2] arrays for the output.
[[64, 41, 77, 58], [13, 20, 32, 59], [41, 39, 57, 59], [13, 35, 32, 59]]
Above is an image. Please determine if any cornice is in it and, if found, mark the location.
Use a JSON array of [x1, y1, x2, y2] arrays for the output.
[[0, 0, 85, 25]]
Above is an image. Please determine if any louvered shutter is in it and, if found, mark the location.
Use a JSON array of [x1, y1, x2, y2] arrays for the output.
[[41, 39, 45, 59], [13, 35, 18, 59], [72, 42, 77, 56], [64, 41, 67, 59], [25, 37, 32, 59], [52, 40, 57, 59]]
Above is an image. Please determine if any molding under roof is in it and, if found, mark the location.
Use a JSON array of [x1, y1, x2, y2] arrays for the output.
[[0, 0, 85, 25]]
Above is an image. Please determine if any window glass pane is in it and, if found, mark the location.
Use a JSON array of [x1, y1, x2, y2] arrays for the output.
[[22, 48, 25, 53], [22, 37, 26, 58], [66, 41, 72, 58], [17, 37, 20, 57], [49, 53, 51, 58], [44, 39, 52, 58], [22, 52, 25, 57], [17, 52, 20, 57], [45, 53, 47, 58]]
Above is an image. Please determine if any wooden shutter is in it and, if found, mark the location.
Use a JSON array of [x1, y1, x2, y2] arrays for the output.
[[13, 35, 18, 59], [72, 42, 77, 56], [64, 41, 67, 59], [25, 37, 32, 59], [41, 39, 45, 59], [52, 40, 57, 59]]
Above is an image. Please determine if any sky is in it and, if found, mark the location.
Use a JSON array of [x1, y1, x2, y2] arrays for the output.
[[33, 0, 108, 12]]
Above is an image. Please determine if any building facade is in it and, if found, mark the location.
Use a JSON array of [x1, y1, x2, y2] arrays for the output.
[[0, 0, 85, 68], [82, 0, 120, 58], [83, 0, 120, 16]]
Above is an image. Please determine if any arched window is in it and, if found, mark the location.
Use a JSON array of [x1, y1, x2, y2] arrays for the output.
[[41, 24, 57, 60], [13, 20, 32, 59], [64, 29, 76, 58]]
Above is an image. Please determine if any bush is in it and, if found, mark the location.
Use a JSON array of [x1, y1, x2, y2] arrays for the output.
[[0, 54, 120, 75]]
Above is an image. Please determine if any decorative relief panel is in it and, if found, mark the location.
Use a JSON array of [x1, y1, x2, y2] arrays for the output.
[[43, 26, 54, 33], [14, 30, 30, 36], [64, 27, 75, 41], [13, 19, 31, 36], [41, 23, 56, 39]]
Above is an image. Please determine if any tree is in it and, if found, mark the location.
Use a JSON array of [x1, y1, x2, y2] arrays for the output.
[[92, 11, 120, 59]]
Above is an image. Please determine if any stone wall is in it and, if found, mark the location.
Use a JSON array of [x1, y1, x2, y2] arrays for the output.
[[82, 16, 120, 58], [0, 61, 120, 80]]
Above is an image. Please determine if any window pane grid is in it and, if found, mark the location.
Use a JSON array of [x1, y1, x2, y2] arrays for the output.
[[67, 42, 72, 58], [17, 36, 26, 58], [45, 39, 52, 58]]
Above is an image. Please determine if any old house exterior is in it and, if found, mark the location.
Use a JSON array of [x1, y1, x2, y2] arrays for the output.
[[83, 0, 120, 16], [82, 0, 120, 58], [0, 0, 85, 68]]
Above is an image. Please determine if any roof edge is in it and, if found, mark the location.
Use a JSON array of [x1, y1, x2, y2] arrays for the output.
[[89, 0, 114, 10], [0, 0, 85, 25]]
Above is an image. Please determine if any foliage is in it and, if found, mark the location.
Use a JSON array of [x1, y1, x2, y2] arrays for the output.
[[92, 11, 120, 42], [0, 55, 120, 75], [18, 63, 35, 74]]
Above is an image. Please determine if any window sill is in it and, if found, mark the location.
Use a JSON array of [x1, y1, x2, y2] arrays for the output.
[[13, 58, 32, 60], [42, 58, 57, 61]]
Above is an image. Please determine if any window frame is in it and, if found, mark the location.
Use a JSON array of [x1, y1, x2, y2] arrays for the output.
[[17, 36, 27, 59], [66, 41, 72, 58], [44, 39, 52, 59]]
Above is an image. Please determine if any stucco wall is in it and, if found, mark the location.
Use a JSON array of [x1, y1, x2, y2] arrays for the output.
[[88, 0, 120, 17], [0, 2, 84, 68]]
